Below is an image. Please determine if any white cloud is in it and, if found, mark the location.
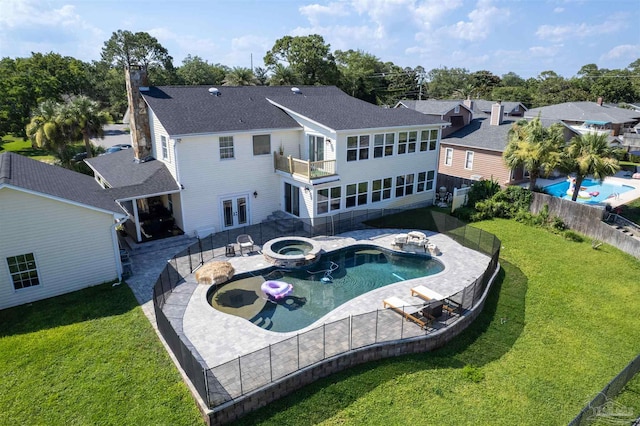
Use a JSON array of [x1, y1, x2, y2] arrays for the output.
[[440, 0, 510, 41], [528, 45, 563, 57], [299, 2, 349, 26], [601, 44, 640, 60], [553, 7, 564, 13], [535, 15, 623, 41]]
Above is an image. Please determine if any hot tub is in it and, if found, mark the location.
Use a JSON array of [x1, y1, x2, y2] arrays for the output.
[[262, 236, 322, 268]]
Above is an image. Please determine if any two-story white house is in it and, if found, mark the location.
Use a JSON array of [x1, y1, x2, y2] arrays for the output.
[[86, 67, 448, 242]]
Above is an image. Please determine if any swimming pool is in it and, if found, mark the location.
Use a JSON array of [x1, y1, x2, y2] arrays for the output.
[[209, 245, 444, 332], [544, 178, 634, 204]]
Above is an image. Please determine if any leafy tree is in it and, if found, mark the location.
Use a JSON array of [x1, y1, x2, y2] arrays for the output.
[[222, 67, 257, 86], [264, 34, 339, 85], [253, 67, 269, 86], [562, 132, 621, 201], [426, 67, 470, 99], [491, 86, 533, 107], [101, 30, 173, 70], [177, 55, 227, 85], [378, 64, 421, 105], [65, 96, 110, 158], [503, 117, 564, 190], [501, 72, 526, 87], [268, 64, 300, 86], [590, 69, 635, 103], [469, 70, 501, 99], [334, 49, 385, 103]]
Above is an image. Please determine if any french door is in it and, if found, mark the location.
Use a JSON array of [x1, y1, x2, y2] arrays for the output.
[[221, 195, 248, 229], [308, 135, 324, 162]]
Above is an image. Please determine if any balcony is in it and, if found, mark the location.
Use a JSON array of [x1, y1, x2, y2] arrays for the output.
[[274, 153, 337, 182]]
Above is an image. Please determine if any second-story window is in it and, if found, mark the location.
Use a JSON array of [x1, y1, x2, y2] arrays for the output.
[[161, 135, 168, 160], [444, 147, 453, 166], [347, 135, 369, 161], [398, 131, 417, 154], [253, 134, 271, 155], [373, 133, 394, 158], [420, 129, 439, 152], [465, 151, 474, 170], [219, 136, 234, 159]]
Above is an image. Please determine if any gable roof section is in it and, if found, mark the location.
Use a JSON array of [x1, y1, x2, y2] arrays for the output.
[[396, 100, 471, 116], [142, 85, 446, 135], [85, 149, 180, 200], [470, 99, 527, 115], [525, 102, 640, 124], [267, 88, 446, 131], [442, 117, 515, 152], [0, 152, 124, 215]]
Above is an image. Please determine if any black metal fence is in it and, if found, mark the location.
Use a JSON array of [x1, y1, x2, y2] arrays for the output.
[[152, 208, 501, 409], [568, 353, 640, 426]]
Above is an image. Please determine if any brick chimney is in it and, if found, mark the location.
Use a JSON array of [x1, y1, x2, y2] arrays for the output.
[[597, 96, 603, 106], [125, 65, 152, 162], [490, 100, 504, 126]]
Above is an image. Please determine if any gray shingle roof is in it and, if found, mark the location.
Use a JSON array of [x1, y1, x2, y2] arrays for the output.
[[141, 85, 446, 135], [525, 102, 640, 123], [442, 117, 516, 152], [267, 88, 446, 130], [469, 99, 527, 115], [0, 152, 124, 215], [396, 100, 470, 116], [85, 149, 179, 200]]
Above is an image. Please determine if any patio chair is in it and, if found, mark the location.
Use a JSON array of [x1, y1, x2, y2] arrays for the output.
[[411, 285, 460, 317], [237, 234, 254, 255], [383, 296, 430, 329]]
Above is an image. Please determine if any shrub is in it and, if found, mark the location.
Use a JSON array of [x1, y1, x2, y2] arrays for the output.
[[466, 179, 501, 209], [563, 230, 584, 242]]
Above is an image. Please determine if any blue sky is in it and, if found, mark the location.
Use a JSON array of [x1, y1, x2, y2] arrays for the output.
[[1, 0, 638, 79]]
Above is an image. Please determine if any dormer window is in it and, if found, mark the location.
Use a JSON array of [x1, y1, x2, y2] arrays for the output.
[[454, 105, 460, 113]]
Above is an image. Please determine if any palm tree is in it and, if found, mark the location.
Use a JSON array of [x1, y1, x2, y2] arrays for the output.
[[269, 64, 300, 86], [65, 96, 110, 158], [25, 99, 66, 154], [563, 132, 621, 201], [503, 117, 564, 190], [222, 67, 257, 86]]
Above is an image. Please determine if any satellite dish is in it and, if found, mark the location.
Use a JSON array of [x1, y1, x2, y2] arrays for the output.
[[208, 87, 220, 96]]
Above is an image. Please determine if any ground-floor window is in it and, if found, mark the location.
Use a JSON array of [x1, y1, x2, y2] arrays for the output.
[[317, 186, 341, 214], [372, 177, 392, 202], [284, 182, 300, 216], [395, 174, 415, 197], [416, 170, 435, 192], [346, 182, 368, 208], [7, 253, 40, 290]]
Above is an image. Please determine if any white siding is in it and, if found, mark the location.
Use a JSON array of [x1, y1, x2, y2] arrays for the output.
[[148, 108, 178, 179], [176, 129, 301, 234], [0, 188, 119, 310]]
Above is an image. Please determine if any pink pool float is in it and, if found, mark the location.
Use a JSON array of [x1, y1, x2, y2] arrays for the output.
[[261, 280, 293, 300]]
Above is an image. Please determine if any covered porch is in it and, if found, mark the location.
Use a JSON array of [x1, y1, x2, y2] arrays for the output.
[[118, 193, 183, 243]]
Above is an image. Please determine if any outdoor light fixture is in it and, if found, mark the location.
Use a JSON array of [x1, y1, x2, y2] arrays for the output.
[[253, 191, 258, 198]]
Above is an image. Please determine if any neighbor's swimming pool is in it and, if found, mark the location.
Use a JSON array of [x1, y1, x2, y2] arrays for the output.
[[209, 245, 444, 332], [544, 178, 634, 204]]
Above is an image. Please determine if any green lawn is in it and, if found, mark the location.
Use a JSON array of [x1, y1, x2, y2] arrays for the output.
[[1, 219, 638, 425], [236, 218, 640, 425], [0, 283, 204, 425], [0, 134, 55, 162]]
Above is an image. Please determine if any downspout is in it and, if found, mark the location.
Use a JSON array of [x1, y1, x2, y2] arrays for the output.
[[111, 215, 129, 282]]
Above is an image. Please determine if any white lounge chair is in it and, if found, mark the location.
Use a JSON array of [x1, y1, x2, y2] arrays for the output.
[[383, 296, 431, 329]]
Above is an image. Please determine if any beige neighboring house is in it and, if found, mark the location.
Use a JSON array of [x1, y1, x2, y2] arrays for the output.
[[0, 153, 127, 310]]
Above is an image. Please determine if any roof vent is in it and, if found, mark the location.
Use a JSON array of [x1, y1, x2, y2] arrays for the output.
[[208, 87, 220, 96], [291, 87, 301, 94], [139, 86, 149, 92]]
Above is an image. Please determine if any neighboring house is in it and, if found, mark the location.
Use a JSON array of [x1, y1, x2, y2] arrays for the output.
[[525, 100, 640, 145], [438, 101, 522, 186], [86, 66, 448, 241], [0, 152, 127, 310], [395, 100, 471, 137], [464, 99, 527, 119]]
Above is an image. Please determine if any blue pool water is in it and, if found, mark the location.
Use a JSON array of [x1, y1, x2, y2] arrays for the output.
[[211, 245, 444, 333], [544, 178, 634, 204]]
